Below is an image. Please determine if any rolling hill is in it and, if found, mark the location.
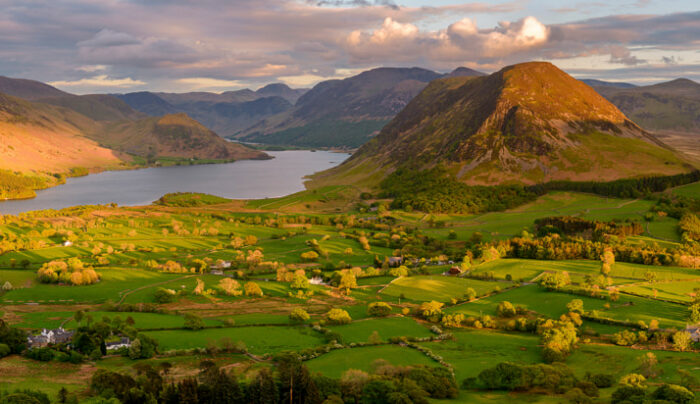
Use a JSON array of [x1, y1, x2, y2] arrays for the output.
[[592, 79, 700, 160], [311, 62, 694, 188], [236, 67, 484, 148]]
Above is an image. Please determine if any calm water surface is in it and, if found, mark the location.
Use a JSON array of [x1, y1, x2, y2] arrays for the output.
[[0, 150, 349, 215]]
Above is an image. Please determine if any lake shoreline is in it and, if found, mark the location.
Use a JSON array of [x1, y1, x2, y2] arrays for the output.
[[0, 150, 349, 215]]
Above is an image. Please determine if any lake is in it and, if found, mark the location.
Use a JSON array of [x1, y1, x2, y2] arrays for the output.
[[0, 150, 349, 215]]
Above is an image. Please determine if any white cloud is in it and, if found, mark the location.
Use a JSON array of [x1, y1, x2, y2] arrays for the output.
[[48, 75, 145, 88], [175, 77, 245, 90], [346, 15, 550, 62], [76, 64, 107, 72]]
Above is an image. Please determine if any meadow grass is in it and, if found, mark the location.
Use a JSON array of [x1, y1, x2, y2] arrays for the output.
[[305, 345, 436, 378], [143, 326, 323, 354], [328, 316, 432, 343], [381, 276, 508, 303]]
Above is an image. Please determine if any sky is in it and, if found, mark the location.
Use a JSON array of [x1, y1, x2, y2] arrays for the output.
[[1, 0, 698, 93]]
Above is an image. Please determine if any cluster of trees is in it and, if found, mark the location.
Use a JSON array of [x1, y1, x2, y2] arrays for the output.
[[493, 236, 685, 267], [0, 320, 25, 358], [379, 168, 538, 214], [0, 169, 51, 200], [36, 258, 100, 286], [527, 170, 700, 199], [679, 213, 700, 243], [88, 356, 458, 404], [467, 361, 695, 403], [535, 216, 644, 240]]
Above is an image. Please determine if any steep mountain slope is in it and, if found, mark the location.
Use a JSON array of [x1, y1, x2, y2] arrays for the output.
[[593, 79, 700, 160], [312, 62, 693, 188], [237, 67, 446, 148], [98, 113, 268, 160]]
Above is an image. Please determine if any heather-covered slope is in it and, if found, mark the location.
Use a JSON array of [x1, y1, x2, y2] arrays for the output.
[[312, 62, 693, 187]]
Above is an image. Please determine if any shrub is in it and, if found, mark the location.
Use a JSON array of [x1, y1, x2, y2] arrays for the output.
[[244, 282, 263, 297], [289, 308, 310, 323], [325, 309, 351, 325], [650, 384, 695, 404], [154, 288, 176, 304], [586, 373, 614, 388], [611, 386, 646, 404], [367, 302, 392, 317], [496, 301, 517, 318], [184, 314, 205, 330]]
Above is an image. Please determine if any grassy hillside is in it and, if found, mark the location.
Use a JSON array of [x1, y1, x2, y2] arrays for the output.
[[312, 62, 695, 188]]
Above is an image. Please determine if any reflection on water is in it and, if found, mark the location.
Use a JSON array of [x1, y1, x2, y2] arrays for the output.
[[0, 150, 348, 215]]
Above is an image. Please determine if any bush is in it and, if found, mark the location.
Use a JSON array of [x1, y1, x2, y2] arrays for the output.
[[496, 301, 517, 318], [154, 288, 176, 304], [289, 308, 310, 323], [650, 384, 695, 404], [367, 302, 392, 317], [0, 344, 10, 358], [611, 386, 646, 404], [325, 309, 351, 325], [586, 373, 614, 388]]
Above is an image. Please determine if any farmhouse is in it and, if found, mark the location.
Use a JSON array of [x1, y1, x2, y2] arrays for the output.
[[447, 266, 462, 275], [106, 337, 131, 351], [388, 256, 404, 267], [211, 261, 231, 270], [27, 328, 74, 348]]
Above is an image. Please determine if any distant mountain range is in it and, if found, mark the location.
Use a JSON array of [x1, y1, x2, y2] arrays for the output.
[[114, 84, 307, 137], [0, 76, 268, 192], [312, 62, 694, 188], [234, 67, 485, 148], [580, 79, 636, 89]]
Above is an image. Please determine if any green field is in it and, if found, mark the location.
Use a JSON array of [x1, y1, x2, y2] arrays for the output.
[[671, 181, 700, 199], [144, 326, 323, 354], [381, 276, 508, 303], [328, 316, 432, 343], [305, 345, 436, 378]]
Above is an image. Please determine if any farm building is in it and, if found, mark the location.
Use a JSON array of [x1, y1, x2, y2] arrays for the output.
[[388, 256, 404, 267], [27, 328, 74, 348], [106, 337, 131, 351], [447, 267, 462, 275]]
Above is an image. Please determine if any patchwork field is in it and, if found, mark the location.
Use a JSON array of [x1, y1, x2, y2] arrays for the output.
[[0, 189, 697, 403]]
